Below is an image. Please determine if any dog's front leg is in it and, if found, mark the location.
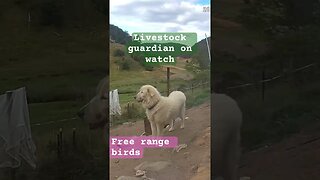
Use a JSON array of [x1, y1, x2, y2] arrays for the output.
[[180, 104, 186, 129], [156, 123, 162, 136], [150, 121, 157, 136]]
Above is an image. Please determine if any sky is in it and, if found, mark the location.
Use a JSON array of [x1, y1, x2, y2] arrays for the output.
[[110, 0, 211, 42]]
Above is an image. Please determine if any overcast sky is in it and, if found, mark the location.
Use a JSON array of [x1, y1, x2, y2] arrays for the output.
[[110, 0, 210, 42]]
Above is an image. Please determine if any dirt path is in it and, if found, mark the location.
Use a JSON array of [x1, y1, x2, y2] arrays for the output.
[[109, 99, 320, 180], [110, 102, 211, 180], [240, 124, 320, 180]]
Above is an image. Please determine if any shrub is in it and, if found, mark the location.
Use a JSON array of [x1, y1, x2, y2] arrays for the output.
[[121, 60, 130, 70], [113, 49, 125, 57], [143, 65, 154, 71]]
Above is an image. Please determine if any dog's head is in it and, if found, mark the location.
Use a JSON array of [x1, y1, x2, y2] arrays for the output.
[[134, 85, 160, 109], [77, 77, 108, 129]]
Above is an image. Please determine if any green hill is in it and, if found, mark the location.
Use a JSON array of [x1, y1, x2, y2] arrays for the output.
[[110, 24, 131, 44]]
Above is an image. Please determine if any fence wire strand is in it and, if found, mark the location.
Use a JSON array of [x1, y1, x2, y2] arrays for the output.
[[226, 63, 316, 90], [30, 63, 317, 126]]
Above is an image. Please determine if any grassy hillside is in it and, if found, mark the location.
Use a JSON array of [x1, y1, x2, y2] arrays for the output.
[[1, 28, 210, 178], [1, 29, 107, 120], [213, 0, 320, 150], [0, 1, 108, 178], [110, 43, 192, 103], [109, 42, 210, 124]]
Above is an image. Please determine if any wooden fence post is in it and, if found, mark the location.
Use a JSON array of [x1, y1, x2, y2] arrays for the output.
[[127, 103, 130, 118], [167, 67, 170, 96], [59, 128, 63, 153], [27, 11, 31, 31], [57, 133, 60, 158], [192, 83, 194, 93], [131, 103, 134, 117], [144, 117, 152, 135], [262, 67, 266, 102], [72, 128, 76, 150]]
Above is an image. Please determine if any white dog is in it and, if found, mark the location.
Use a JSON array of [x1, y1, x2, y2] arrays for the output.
[[77, 77, 108, 129], [212, 93, 242, 180], [135, 85, 186, 136]]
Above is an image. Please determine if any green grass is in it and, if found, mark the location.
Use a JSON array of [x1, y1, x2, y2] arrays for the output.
[[109, 43, 208, 105], [29, 101, 82, 124], [0, 29, 107, 103], [109, 43, 211, 127], [186, 87, 211, 108], [0, 27, 108, 179], [110, 86, 211, 128], [237, 80, 320, 150]]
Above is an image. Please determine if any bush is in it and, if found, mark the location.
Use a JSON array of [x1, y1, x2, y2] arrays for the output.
[[113, 49, 125, 57], [193, 70, 210, 82], [239, 0, 320, 29], [121, 60, 130, 70], [115, 58, 132, 70], [143, 65, 154, 71]]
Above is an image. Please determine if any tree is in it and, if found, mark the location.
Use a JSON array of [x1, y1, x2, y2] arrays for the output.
[[282, 0, 319, 25], [91, 0, 107, 16]]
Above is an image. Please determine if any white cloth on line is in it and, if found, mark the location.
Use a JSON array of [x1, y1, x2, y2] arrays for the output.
[[109, 89, 121, 115], [0, 87, 36, 169]]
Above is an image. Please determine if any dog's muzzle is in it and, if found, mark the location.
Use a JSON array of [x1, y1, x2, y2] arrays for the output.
[[134, 96, 143, 102]]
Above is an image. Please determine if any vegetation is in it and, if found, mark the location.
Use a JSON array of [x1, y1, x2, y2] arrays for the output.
[[213, 0, 320, 150], [110, 24, 131, 44], [0, 1, 107, 179], [113, 49, 125, 57], [239, 0, 320, 29], [192, 37, 211, 69], [109, 39, 210, 125]]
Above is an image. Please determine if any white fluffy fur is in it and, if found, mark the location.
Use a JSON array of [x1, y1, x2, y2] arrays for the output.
[[135, 85, 186, 136], [212, 93, 242, 180]]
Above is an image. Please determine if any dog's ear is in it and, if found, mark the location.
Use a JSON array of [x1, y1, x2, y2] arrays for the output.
[[148, 88, 155, 97]]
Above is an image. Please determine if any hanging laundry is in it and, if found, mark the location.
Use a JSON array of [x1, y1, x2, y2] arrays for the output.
[[109, 89, 121, 116], [0, 87, 36, 169]]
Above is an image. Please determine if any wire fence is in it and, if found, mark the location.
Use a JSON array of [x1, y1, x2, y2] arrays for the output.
[[31, 117, 77, 127], [31, 80, 210, 127], [182, 81, 210, 91], [31, 62, 317, 127], [226, 63, 317, 90]]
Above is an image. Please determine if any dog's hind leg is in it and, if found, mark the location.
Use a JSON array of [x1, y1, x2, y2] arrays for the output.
[[168, 119, 175, 132], [224, 128, 240, 180], [180, 103, 186, 129]]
